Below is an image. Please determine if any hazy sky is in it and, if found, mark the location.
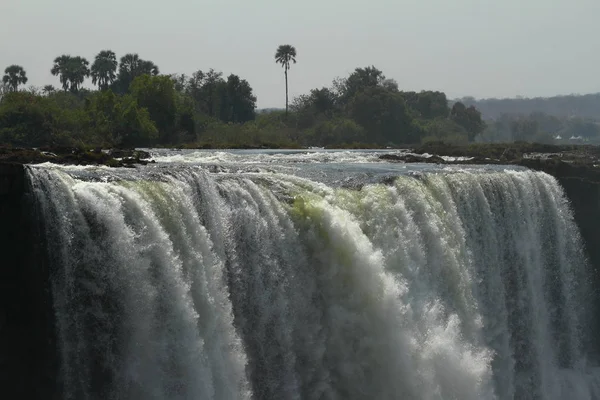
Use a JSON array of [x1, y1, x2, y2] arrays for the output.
[[1, 0, 599, 107]]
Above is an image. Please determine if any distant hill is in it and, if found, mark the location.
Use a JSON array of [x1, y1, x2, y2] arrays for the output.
[[454, 93, 600, 121]]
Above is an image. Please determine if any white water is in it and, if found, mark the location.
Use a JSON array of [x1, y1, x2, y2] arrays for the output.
[[27, 153, 600, 400]]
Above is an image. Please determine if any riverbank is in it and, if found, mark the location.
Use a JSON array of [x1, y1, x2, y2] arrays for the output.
[[0, 147, 152, 167]]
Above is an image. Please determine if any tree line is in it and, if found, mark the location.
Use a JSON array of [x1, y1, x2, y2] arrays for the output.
[[457, 94, 600, 121], [476, 111, 600, 144], [455, 94, 600, 143], [1, 45, 487, 148]]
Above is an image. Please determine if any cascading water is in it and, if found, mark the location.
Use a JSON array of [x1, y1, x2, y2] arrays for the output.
[[26, 150, 600, 399]]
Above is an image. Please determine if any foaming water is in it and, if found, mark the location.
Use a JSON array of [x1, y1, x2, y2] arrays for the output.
[[147, 148, 391, 165], [27, 156, 600, 399]]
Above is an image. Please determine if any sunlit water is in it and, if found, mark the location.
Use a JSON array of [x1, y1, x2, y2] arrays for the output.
[[27, 149, 600, 399]]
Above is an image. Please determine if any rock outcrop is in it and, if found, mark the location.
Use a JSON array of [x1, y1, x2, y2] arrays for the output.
[[0, 163, 58, 398]]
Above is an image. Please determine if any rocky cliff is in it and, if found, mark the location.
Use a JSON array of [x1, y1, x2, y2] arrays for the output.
[[0, 163, 58, 398]]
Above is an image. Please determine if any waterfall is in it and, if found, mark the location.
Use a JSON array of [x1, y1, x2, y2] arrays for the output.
[[27, 163, 600, 400]]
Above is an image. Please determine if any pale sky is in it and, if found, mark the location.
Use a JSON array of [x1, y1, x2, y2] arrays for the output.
[[1, 0, 599, 108]]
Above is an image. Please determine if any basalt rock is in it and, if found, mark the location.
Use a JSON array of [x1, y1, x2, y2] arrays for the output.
[[0, 163, 58, 398], [0, 147, 149, 168]]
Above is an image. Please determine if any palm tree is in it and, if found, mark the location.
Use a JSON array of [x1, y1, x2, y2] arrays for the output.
[[51, 55, 90, 93], [2, 65, 28, 92], [51, 55, 72, 91], [117, 53, 159, 92], [68, 56, 90, 93], [139, 60, 159, 76], [42, 85, 56, 96], [275, 44, 297, 116], [91, 50, 118, 90]]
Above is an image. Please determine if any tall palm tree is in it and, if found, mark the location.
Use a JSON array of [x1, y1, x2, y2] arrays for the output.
[[91, 50, 118, 90], [2, 65, 28, 92], [275, 44, 297, 116], [51, 55, 90, 93], [68, 56, 90, 93], [51, 55, 72, 91]]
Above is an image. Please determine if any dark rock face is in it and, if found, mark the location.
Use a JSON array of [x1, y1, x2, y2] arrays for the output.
[[518, 159, 600, 356], [0, 147, 152, 168], [0, 164, 58, 399]]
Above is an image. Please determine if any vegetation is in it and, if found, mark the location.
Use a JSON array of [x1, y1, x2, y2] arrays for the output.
[[91, 50, 118, 91], [8, 46, 597, 149], [457, 94, 600, 121], [51, 56, 90, 93], [474, 111, 600, 144], [275, 45, 297, 116], [2, 65, 28, 92]]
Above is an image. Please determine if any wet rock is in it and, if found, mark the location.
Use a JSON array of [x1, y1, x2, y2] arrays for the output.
[[0, 147, 151, 168], [380, 153, 446, 164], [108, 149, 151, 160]]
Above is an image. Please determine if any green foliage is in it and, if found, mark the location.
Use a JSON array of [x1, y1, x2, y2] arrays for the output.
[[477, 112, 600, 144], [130, 74, 176, 143], [348, 86, 419, 145], [275, 44, 297, 115], [0, 92, 55, 146], [457, 94, 600, 121], [419, 118, 469, 144], [50, 55, 90, 93], [85, 90, 157, 146], [450, 102, 486, 141], [91, 50, 118, 91], [221, 74, 257, 123], [3, 53, 497, 149], [402, 91, 449, 119], [2, 65, 28, 92], [42, 85, 56, 96], [193, 69, 224, 117], [305, 118, 365, 147], [115, 53, 159, 93], [341, 66, 386, 101], [275, 45, 297, 71]]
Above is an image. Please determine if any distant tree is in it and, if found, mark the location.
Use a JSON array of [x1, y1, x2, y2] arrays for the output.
[[2, 65, 28, 92], [309, 87, 337, 115], [342, 66, 386, 101], [222, 74, 257, 123], [562, 117, 600, 139], [200, 69, 224, 117], [67, 57, 90, 93], [450, 102, 486, 141], [306, 118, 365, 146], [381, 78, 399, 92], [291, 87, 338, 122], [51, 55, 71, 91], [42, 85, 56, 96], [86, 89, 157, 146], [129, 74, 176, 143], [51, 55, 90, 93], [188, 70, 205, 99], [275, 44, 297, 116], [116, 53, 159, 92], [0, 82, 10, 100], [420, 118, 469, 144], [91, 50, 118, 90], [0, 92, 55, 146], [170, 73, 189, 93], [402, 91, 449, 119], [349, 86, 419, 144]]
